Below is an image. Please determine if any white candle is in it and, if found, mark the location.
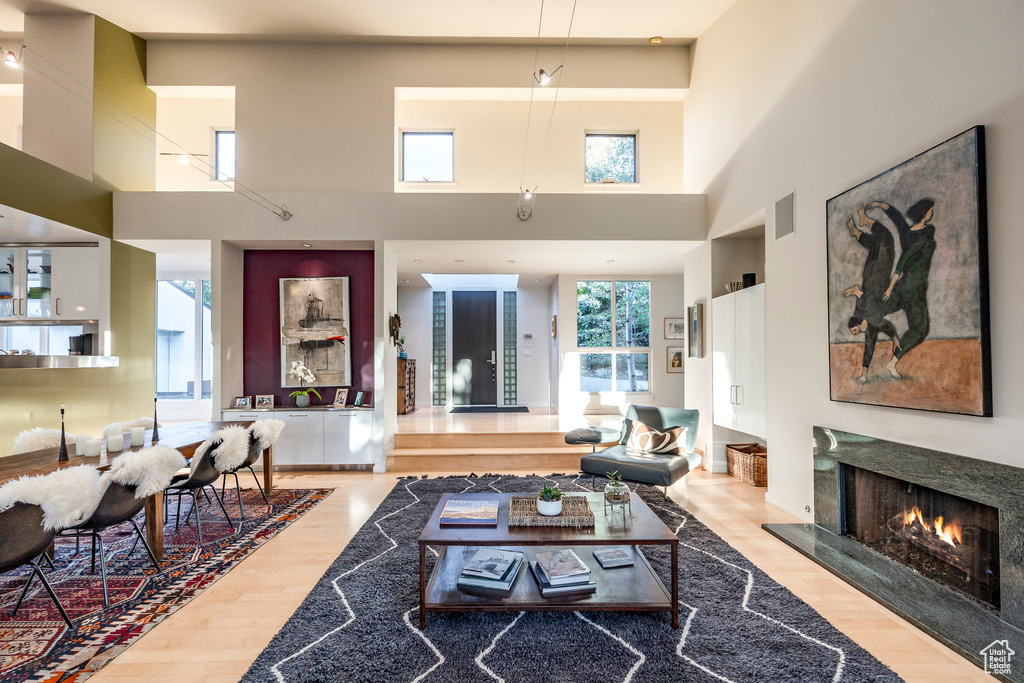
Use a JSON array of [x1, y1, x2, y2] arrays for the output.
[[106, 432, 124, 452], [76, 435, 91, 456], [130, 426, 145, 447], [85, 438, 102, 457]]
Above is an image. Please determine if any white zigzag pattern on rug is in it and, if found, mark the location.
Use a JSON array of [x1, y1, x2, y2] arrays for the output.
[[644, 497, 848, 683]]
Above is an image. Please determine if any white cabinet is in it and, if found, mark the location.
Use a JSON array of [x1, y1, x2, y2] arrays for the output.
[[221, 409, 374, 467], [0, 246, 100, 321], [324, 410, 374, 465], [273, 410, 324, 465], [50, 247, 101, 319], [712, 284, 766, 438]]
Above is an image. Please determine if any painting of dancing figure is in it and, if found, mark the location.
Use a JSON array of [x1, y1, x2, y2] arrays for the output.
[[280, 276, 351, 387], [826, 126, 991, 416]]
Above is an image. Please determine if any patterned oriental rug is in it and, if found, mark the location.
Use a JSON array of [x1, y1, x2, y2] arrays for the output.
[[244, 475, 901, 683], [0, 487, 332, 683]]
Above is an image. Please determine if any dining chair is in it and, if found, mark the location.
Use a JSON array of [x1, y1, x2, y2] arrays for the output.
[[2, 502, 74, 627], [164, 441, 235, 548], [58, 446, 186, 606], [219, 419, 284, 519], [11, 427, 73, 455]]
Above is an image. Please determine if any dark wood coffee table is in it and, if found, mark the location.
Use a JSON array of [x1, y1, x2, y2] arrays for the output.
[[417, 492, 679, 629]]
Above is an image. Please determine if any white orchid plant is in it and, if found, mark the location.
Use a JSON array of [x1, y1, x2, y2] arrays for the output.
[[288, 360, 322, 401]]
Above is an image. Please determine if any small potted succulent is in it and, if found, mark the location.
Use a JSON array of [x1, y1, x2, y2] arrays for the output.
[[537, 485, 563, 516], [288, 360, 322, 408], [604, 470, 631, 505], [397, 336, 407, 359]]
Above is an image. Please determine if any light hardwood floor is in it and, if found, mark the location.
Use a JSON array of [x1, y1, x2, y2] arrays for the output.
[[86, 464, 989, 682]]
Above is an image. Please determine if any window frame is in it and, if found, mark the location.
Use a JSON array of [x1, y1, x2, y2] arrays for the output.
[[584, 132, 638, 185], [213, 129, 236, 182], [576, 279, 652, 394], [401, 130, 455, 183]]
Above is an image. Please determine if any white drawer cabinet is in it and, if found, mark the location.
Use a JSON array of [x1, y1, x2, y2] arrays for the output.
[[221, 409, 374, 467], [273, 410, 324, 465], [323, 410, 374, 465]]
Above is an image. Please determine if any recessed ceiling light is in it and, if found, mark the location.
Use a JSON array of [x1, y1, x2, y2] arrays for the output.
[[506, 259, 516, 264], [403, 279, 411, 283], [650, 36, 663, 46], [454, 259, 466, 263], [533, 279, 540, 283], [606, 259, 616, 264], [414, 259, 423, 263], [301, 243, 313, 248]]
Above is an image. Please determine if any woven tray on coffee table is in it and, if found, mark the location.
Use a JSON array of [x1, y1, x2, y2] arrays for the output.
[[508, 495, 595, 527]]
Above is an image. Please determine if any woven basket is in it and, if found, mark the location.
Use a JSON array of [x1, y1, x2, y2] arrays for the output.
[[726, 443, 768, 487]]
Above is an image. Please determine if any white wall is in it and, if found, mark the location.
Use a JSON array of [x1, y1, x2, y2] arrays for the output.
[[155, 95, 235, 191], [22, 14, 94, 181], [549, 282, 559, 409], [0, 92, 23, 149], [555, 273, 686, 417], [683, 0, 1024, 518], [395, 98, 684, 193], [397, 286, 434, 405], [146, 42, 689, 193]]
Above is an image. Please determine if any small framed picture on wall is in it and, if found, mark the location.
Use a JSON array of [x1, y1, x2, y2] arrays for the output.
[[667, 347, 685, 373], [688, 303, 704, 358], [664, 318, 687, 340], [334, 388, 349, 407], [353, 391, 366, 407], [234, 396, 252, 409], [255, 395, 275, 408]]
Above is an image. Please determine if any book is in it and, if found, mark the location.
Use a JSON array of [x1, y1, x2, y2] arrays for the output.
[[439, 497, 499, 526], [462, 548, 523, 581], [532, 549, 591, 585], [593, 547, 635, 569], [529, 560, 597, 597], [457, 555, 523, 593]]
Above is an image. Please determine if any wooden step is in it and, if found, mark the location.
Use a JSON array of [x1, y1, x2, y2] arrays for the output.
[[387, 445, 594, 473], [394, 431, 574, 449]]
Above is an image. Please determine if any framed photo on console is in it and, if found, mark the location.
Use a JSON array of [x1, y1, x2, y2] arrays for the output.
[[255, 395, 275, 408], [353, 391, 365, 407], [333, 388, 349, 407], [233, 396, 252, 409]]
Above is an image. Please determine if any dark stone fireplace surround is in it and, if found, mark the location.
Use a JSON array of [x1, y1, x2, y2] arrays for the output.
[[765, 427, 1024, 681]]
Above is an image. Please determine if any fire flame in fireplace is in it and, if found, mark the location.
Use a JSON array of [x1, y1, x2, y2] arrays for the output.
[[902, 506, 963, 547]]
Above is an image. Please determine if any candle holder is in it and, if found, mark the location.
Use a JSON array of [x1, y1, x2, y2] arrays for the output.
[[58, 404, 69, 463], [152, 396, 160, 443]]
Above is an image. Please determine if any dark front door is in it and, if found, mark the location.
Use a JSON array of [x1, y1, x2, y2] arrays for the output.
[[451, 291, 497, 406]]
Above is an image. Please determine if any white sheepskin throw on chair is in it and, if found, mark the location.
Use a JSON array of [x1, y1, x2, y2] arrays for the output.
[[192, 425, 251, 474], [124, 416, 161, 430], [12, 428, 76, 455], [0, 465, 103, 531], [251, 419, 285, 453], [104, 446, 187, 498], [103, 421, 126, 435]]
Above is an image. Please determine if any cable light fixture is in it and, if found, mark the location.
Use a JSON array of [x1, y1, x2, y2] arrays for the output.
[[0, 32, 293, 221], [516, 0, 579, 221]]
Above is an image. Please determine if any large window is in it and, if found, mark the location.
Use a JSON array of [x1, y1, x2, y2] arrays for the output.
[[156, 280, 212, 399], [577, 280, 651, 392], [402, 132, 454, 182], [215, 130, 236, 181], [585, 133, 637, 183]]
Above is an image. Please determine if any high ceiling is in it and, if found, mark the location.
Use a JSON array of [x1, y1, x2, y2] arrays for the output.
[[0, 0, 737, 42]]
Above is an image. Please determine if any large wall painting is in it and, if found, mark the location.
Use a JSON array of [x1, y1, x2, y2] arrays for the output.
[[826, 126, 991, 416], [280, 276, 351, 387]]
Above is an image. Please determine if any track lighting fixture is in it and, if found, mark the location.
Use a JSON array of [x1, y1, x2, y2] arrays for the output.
[[533, 65, 564, 86], [2, 45, 24, 67]]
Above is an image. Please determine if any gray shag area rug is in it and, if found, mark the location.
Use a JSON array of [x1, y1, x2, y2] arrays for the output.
[[243, 474, 902, 682]]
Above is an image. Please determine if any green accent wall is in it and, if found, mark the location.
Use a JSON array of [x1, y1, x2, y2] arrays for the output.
[[0, 17, 157, 456], [93, 17, 156, 192]]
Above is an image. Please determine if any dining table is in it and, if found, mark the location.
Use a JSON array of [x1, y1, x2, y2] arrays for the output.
[[0, 421, 273, 561]]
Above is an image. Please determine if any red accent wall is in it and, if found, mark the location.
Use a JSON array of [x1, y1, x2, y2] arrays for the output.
[[243, 250, 374, 407]]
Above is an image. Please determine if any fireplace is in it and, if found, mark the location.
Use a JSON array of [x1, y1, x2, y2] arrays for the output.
[[843, 466, 1000, 609], [763, 428, 1024, 680]]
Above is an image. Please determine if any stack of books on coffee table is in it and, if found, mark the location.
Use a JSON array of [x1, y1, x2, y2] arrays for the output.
[[456, 548, 524, 595], [529, 549, 597, 597]]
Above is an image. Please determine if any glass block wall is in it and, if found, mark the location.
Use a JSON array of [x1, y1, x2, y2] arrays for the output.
[[503, 291, 517, 405], [432, 291, 446, 406]]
